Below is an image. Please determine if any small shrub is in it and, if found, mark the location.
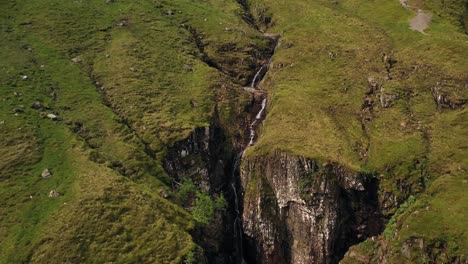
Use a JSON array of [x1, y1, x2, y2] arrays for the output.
[[184, 251, 196, 264], [192, 192, 227, 225], [178, 178, 197, 202]]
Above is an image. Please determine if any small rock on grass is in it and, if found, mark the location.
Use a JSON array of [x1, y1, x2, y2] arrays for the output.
[[71, 57, 82, 63], [41, 168, 52, 179], [159, 188, 169, 198], [32, 101, 42, 109], [46, 113, 58, 120], [48, 190, 62, 198]]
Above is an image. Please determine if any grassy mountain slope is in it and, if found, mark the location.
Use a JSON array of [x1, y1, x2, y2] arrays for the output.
[[0, 0, 267, 262], [0, 0, 466, 262], [246, 0, 467, 261]]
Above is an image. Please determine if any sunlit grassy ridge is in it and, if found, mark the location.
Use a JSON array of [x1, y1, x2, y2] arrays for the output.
[[0, 0, 268, 262]]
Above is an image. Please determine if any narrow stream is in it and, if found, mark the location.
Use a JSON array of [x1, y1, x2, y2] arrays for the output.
[[250, 65, 265, 88], [231, 36, 279, 263], [230, 63, 269, 264], [247, 98, 267, 146]]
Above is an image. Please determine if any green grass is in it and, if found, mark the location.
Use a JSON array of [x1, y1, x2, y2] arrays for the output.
[[0, 0, 271, 262], [1, 0, 466, 261], [242, 0, 467, 260]]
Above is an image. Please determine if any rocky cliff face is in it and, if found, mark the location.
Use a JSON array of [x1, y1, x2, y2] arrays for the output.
[[163, 120, 241, 263], [241, 151, 383, 264], [163, 125, 225, 193]]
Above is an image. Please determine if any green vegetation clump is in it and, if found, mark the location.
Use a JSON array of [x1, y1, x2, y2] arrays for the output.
[[383, 195, 416, 239], [192, 192, 227, 226], [177, 178, 227, 226]]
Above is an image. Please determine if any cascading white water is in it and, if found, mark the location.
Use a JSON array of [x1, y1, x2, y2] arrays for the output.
[[246, 64, 268, 147], [231, 35, 278, 264], [231, 64, 268, 264], [247, 98, 267, 146], [250, 65, 265, 88], [231, 153, 246, 264]]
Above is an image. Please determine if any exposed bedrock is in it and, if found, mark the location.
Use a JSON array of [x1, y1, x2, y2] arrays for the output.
[[163, 118, 239, 263], [241, 151, 383, 264]]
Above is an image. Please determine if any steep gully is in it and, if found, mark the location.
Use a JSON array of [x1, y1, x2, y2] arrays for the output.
[[165, 2, 383, 263], [163, 5, 278, 261], [231, 38, 277, 263], [163, 36, 277, 263]]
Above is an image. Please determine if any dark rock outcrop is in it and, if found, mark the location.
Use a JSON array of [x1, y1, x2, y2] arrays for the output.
[[241, 151, 383, 264], [163, 121, 242, 263]]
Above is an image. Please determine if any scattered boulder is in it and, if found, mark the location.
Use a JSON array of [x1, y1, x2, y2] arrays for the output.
[[367, 76, 380, 93], [159, 188, 169, 198], [105, 54, 110, 58], [117, 19, 129, 26], [130, 67, 136, 72], [48, 190, 61, 198], [400, 120, 408, 128], [190, 99, 197, 108], [44, 113, 62, 121], [379, 93, 399, 108], [41, 168, 52, 179], [47, 113, 58, 120], [181, 150, 188, 157], [431, 85, 465, 109], [50, 90, 57, 100], [22, 75, 28, 80], [32, 101, 42, 110], [71, 57, 82, 63], [166, 10, 174, 16], [105, 0, 115, 3]]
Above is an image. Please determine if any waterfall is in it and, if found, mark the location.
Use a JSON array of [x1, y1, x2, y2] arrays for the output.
[[251, 65, 265, 88], [231, 153, 246, 263], [231, 34, 278, 264], [232, 65, 269, 263], [248, 98, 267, 146]]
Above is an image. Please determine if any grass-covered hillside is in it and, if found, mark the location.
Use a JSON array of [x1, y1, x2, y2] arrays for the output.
[[245, 0, 467, 261], [0, 0, 466, 262], [0, 0, 269, 262]]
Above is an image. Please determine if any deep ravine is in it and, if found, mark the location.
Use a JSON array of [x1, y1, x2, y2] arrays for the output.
[[226, 3, 281, 263], [231, 32, 280, 263], [162, 11, 280, 263]]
